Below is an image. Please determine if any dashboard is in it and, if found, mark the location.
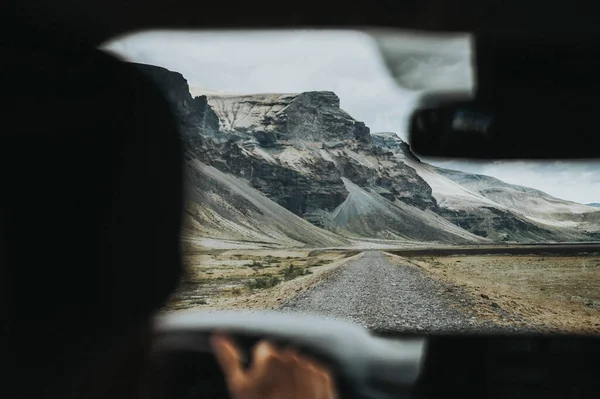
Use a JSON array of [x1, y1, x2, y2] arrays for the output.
[[151, 311, 600, 399], [414, 334, 600, 399]]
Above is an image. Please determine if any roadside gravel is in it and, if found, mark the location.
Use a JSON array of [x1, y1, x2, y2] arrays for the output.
[[281, 251, 527, 333]]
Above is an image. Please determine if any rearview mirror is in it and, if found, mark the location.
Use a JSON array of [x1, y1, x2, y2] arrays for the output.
[[408, 36, 600, 160], [408, 90, 600, 159]]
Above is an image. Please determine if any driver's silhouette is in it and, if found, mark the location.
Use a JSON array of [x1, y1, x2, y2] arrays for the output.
[[1, 20, 335, 399]]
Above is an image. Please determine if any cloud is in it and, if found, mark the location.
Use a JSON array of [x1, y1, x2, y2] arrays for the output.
[[431, 160, 600, 204], [103, 30, 416, 133], [103, 30, 600, 205]]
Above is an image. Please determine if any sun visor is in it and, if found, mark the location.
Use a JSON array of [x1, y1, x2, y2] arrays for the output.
[[368, 29, 475, 93]]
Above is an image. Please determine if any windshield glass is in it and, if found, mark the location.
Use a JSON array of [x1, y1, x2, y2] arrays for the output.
[[103, 30, 600, 335]]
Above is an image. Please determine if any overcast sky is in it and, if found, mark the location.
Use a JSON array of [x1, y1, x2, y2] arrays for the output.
[[103, 30, 599, 204]]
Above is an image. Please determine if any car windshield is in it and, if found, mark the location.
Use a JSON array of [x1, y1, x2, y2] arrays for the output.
[[103, 30, 600, 335]]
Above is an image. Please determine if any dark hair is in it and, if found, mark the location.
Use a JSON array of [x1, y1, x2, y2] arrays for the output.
[[1, 31, 184, 396]]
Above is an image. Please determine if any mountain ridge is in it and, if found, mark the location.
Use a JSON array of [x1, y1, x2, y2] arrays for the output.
[[136, 63, 600, 246]]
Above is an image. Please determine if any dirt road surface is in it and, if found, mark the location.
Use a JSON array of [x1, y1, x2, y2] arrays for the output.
[[281, 251, 519, 333]]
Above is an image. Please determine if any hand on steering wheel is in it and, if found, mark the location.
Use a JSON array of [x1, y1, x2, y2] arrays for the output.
[[210, 334, 337, 399]]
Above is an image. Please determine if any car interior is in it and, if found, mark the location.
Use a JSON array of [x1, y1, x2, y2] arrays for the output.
[[149, 311, 600, 399], [7, 1, 600, 398]]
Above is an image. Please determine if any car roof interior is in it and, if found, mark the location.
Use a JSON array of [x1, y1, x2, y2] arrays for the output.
[[9, 0, 600, 46], [7, 1, 600, 397], [11, 0, 600, 160]]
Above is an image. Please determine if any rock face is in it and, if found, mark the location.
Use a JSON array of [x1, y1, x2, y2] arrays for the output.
[[330, 178, 486, 243], [200, 93, 447, 235], [208, 92, 371, 144], [136, 63, 600, 245], [435, 168, 600, 241], [195, 91, 441, 228], [183, 158, 349, 247], [133, 63, 221, 151], [374, 135, 600, 241]]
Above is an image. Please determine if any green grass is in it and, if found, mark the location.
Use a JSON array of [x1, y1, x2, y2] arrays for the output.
[[245, 275, 282, 289], [248, 261, 265, 269], [309, 259, 329, 267], [280, 265, 312, 280]]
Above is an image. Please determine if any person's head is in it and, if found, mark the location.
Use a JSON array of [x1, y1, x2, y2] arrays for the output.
[[1, 33, 184, 398]]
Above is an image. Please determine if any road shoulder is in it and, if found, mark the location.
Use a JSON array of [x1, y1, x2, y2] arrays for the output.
[[397, 253, 600, 333], [169, 251, 365, 313]]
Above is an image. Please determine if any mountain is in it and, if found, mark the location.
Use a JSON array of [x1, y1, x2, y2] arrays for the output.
[[197, 91, 483, 244], [135, 63, 600, 246], [369, 133, 600, 242], [587, 203, 600, 208], [330, 177, 484, 243], [434, 167, 600, 240], [182, 158, 349, 248]]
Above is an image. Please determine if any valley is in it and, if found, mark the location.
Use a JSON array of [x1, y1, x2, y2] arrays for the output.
[[137, 62, 600, 333], [165, 247, 600, 333], [402, 253, 600, 333], [164, 249, 362, 311], [136, 63, 600, 247]]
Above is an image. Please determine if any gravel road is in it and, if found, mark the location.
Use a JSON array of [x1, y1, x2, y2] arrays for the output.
[[281, 251, 509, 333]]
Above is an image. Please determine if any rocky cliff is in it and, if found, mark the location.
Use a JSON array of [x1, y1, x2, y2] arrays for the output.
[[199, 91, 462, 242], [183, 158, 349, 247], [136, 63, 600, 246], [134, 64, 220, 142], [208, 92, 371, 144]]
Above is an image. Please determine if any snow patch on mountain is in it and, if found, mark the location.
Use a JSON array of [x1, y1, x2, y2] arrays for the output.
[[436, 167, 600, 229], [405, 159, 502, 211], [207, 93, 298, 131]]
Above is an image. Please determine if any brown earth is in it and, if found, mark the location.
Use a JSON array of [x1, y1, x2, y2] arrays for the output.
[[163, 249, 362, 312], [393, 254, 600, 333]]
